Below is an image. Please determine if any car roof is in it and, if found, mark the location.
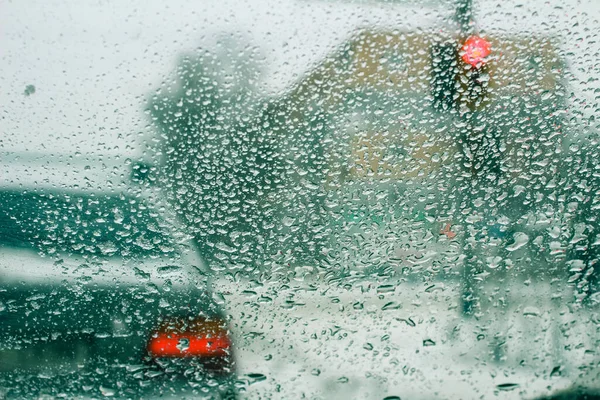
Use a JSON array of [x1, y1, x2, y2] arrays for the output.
[[0, 151, 211, 283], [0, 151, 145, 195]]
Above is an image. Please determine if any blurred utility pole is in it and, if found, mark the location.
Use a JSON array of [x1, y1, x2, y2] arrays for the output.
[[453, 0, 495, 317], [456, 0, 476, 317], [455, 0, 473, 37]]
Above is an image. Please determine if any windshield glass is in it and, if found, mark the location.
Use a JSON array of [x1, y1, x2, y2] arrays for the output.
[[2, 0, 600, 398]]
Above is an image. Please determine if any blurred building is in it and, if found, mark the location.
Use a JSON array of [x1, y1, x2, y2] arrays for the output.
[[254, 28, 566, 280]]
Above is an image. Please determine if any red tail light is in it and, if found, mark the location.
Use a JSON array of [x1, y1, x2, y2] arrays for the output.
[[147, 317, 232, 359]]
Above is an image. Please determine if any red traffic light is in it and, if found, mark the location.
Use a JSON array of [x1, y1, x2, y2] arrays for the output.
[[461, 36, 491, 68]]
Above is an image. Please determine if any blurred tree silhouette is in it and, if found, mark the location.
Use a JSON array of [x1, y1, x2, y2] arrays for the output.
[[147, 36, 284, 271]]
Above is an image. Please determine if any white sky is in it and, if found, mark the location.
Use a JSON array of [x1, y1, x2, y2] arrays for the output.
[[1, 0, 599, 159]]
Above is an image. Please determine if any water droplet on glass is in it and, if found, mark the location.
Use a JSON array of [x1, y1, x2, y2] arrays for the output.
[[176, 337, 190, 353], [496, 383, 519, 391]]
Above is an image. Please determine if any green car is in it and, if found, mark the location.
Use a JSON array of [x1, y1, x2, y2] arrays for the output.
[[0, 186, 237, 399]]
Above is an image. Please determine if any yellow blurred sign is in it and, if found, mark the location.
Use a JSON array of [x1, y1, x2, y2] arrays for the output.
[[347, 128, 454, 181], [300, 30, 562, 100], [289, 29, 563, 186]]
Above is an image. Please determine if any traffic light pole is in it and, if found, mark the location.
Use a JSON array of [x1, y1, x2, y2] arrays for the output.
[[455, 0, 473, 37], [455, 0, 481, 317], [430, 0, 499, 317]]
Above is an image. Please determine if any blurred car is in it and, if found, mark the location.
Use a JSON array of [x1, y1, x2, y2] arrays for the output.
[[0, 163, 237, 399]]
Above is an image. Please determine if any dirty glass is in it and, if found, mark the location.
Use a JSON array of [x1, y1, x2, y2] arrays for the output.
[[1, 0, 599, 399]]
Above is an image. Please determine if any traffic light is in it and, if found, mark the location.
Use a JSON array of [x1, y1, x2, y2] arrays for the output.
[[458, 36, 491, 111], [431, 35, 492, 112], [430, 34, 493, 317]]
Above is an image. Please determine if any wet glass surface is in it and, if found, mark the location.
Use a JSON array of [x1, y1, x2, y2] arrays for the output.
[[1, 0, 600, 398]]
